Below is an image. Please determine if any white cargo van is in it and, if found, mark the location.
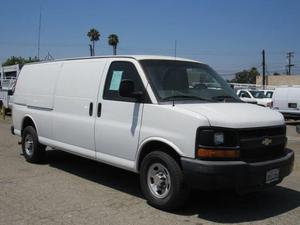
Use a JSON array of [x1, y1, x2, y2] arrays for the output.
[[12, 56, 294, 210], [272, 87, 300, 119]]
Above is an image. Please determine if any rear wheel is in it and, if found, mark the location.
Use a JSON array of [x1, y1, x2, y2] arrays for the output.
[[296, 124, 300, 134], [140, 151, 189, 210], [22, 126, 45, 163], [0, 101, 5, 117]]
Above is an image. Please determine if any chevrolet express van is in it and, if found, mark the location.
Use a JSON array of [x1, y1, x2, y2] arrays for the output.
[[272, 87, 300, 119], [12, 56, 294, 210]]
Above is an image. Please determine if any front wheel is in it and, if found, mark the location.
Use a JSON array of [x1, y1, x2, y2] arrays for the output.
[[140, 151, 189, 210]]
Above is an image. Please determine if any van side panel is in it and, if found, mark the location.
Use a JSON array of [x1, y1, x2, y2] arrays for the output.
[[53, 59, 107, 155], [14, 63, 62, 109], [273, 87, 300, 114], [13, 62, 62, 139]]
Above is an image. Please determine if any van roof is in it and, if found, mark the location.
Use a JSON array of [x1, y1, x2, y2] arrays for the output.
[[24, 55, 203, 66]]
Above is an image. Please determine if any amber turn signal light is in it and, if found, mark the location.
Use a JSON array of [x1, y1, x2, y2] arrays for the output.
[[197, 148, 240, 158]]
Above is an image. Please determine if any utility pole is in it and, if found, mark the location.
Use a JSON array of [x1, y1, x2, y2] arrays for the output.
[[44, 52, 54, 61], [174, 40, 177, 58], [286, 52, 294, 75], [262, 49, 266, 89], [37, 6, 42, 59]]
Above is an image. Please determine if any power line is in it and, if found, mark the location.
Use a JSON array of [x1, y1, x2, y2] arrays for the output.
[[37, 6, 42, 59]]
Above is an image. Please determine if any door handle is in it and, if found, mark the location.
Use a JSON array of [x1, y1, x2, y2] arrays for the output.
[[97, 103, 102, 117], [89, 102, 93, 116]]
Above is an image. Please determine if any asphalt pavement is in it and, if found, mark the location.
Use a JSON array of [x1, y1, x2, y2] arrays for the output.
[[0, 118, 299, 225]]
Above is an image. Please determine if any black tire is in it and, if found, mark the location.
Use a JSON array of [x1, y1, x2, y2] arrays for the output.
[[22, 126, 45, 163], [296, 125, 300, 134], [140, 151, 189, 211], [0, 102, 4, 115]]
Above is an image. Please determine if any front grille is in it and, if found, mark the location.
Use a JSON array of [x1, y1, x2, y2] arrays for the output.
[[238, 126, 286, 162], [238, 126, 286, 139]]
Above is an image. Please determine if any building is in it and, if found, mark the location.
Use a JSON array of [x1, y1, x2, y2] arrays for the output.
[[256, 75, 300, 86]]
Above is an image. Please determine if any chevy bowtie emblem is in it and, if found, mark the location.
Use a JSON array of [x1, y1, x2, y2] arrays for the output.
[[262, 137, 272, 146]]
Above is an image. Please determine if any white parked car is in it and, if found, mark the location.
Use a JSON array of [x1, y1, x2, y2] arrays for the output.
[[12, 56, 294, 210], [263, 90, 274, 99], [272, 87, 300, 119], [237, 89, 272, 107]]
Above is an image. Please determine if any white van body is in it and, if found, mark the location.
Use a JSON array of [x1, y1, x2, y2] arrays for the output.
[[12, 56, 294, 210], [272, 87, 300, 118]]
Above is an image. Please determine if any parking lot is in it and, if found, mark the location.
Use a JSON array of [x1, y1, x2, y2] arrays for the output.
[[0, 118, 299, 225]]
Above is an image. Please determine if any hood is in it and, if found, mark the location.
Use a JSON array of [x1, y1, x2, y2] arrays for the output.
[[176, 103, 284, 128]]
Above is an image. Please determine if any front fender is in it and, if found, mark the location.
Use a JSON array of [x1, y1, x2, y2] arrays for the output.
[[134, 137, 184, 171]]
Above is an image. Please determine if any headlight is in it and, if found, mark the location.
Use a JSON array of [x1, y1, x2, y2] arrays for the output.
[[196, 128, 239, 159], [214, 132, 224, 145], [197, 128, 238, 147]]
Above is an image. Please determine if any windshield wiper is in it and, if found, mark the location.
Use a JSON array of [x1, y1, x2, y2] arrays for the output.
[[212, 95, 239, 102], [162, 95, 213, 102]]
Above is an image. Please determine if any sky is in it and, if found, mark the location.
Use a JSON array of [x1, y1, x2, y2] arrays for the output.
[[0, 0, 300, 77]]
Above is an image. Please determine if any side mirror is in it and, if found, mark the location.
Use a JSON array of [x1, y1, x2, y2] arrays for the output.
[[119, 79, 144, 101]]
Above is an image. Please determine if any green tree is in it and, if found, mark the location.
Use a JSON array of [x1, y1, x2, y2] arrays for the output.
[[87, 28, 100, 56], [108, 34, 119, 55], [2, 56, 39, 66], [231, 67, 260, 84]]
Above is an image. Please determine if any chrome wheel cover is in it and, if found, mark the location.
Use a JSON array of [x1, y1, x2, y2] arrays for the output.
[[147, 163, 171, 198], [24, 135, 34, 156]]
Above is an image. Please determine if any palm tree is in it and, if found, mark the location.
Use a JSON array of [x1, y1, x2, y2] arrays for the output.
[[87, 28, 100, 56], [108, 34, 119, 55]]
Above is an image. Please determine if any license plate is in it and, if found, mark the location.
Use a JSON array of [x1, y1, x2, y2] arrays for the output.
[[266, 168, 280, 184]]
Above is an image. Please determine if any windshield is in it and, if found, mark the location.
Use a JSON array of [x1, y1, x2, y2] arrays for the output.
[[250, 91, 265, 99], [265, 91, 273, 98], [140, 60, 240, 103]]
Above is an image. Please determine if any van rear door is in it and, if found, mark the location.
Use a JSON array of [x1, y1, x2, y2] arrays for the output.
[[287, 88, 300, 111], [274, 88, 288, 111]]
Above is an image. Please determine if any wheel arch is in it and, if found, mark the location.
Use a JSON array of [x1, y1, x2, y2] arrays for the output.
[[135, 137, 183, 172], [21, 115, 38, 136]]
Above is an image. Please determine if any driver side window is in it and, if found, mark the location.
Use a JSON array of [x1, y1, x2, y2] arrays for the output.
[[103, 61, 148, 102]]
